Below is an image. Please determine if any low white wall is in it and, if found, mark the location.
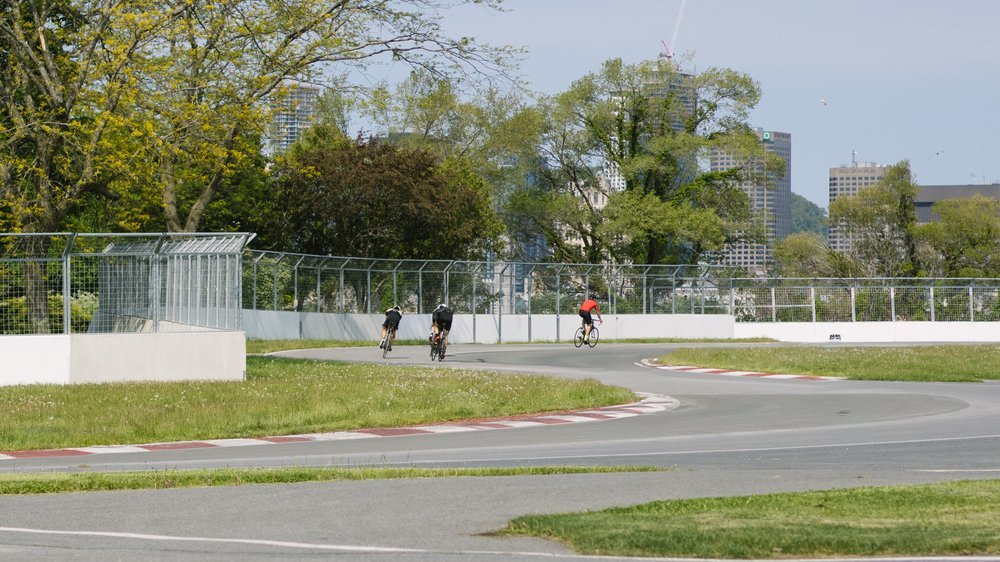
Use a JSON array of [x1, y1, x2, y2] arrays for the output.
[[0, 332, 246, 387], [735, 321, 1000, 342], [242, 310, 736, 343], [243, 309, 1000, 344], [0, 335, 72, 386]]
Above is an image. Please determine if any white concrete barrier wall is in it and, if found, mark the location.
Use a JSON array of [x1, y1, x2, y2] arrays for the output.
[[0, 335, 73, 386], [243, 310, 736, 343], [0, 332, 246, 387], [244, 309, 1000, 343]]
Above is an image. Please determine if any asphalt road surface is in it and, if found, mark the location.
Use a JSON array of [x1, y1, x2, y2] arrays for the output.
[[3, 343, 1000, 561]]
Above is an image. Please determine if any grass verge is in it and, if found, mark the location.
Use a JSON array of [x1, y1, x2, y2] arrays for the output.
[[0, 466, 660, 495], [660, 344, 1000, 382], [503, 479, 1000, 559], [0, 356, 635, 451]]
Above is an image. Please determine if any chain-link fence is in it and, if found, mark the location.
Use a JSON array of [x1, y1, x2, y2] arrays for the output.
[[243, 251, 743, 317], [243, 251, 1000, 323], [0, 233, 252, 335]]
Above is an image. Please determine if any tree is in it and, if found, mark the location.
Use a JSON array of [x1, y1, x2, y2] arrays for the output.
[[915, 195, 1000, 277], [143, 0, 514, 233], [829, 161, 919, 277], [1, 0, 514, 234], [2, 0, 513, 330], [363, 70, 545, 259], [509, 57, 780, 265], [262, 136, 503, 260]]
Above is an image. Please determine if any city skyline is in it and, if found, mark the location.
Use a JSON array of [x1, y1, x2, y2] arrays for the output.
[[420, 0, 1000, 209]]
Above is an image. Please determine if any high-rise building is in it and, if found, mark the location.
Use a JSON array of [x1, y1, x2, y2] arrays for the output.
[[710, 128, 792, 271], [267, 84, 320, 154], [827, 160, 889, 252]]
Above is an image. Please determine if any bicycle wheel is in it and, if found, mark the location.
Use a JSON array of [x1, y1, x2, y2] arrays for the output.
[[430, 339, 437, 359], [382, 336, 389, 358], [587, 326, 599, 348], [437, 342, 446, 361], [573, 327, 584, 348]]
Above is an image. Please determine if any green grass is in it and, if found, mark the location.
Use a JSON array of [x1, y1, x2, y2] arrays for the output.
[[660, 344, 1000, 382], [0, 356, 635, 451], [504, 479, 1000, 559], [0, 466, 660, 495]]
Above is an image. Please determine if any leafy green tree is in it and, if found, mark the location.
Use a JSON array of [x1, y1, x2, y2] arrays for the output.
[[915, 195, 1000, 277], [261, 136, 503, 260], [509, 57, 780, 265], [773, 232, 862, 278], [362, 70, 544, 260], [829, 160, 920, 277]]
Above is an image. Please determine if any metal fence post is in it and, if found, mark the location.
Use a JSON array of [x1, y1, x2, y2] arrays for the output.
[[272, 253, 285, 311], [970, 286, 975, 321], [61, 233, 77, 334], [929, 286, 935, 322], [392, 261, 401, 306], [850, 286, 856, 322], [770, 286, 776, 322], [555, 267, 562, 340], [890, 287, 896, 321], [810, 287, 816, 323], [472, 267, 477, 343], [497, 263, 508, 343], [338, 259, 349, 312]]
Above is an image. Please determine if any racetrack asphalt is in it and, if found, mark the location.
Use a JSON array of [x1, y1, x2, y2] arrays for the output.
[[3, 342, 1000, 561]]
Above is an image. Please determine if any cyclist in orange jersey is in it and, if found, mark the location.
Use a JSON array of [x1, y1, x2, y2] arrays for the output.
[[578, 295, 602, 343]]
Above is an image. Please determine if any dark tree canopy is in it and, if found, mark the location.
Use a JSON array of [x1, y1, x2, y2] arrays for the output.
[[261, 135, 502, 260]]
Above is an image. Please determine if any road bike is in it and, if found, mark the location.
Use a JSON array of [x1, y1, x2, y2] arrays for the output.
[[379, 327, 396, 358], [573, 321, 600, 348], [430, 331, 447, 361]]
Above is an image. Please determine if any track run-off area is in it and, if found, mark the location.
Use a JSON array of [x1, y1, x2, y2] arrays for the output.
[[3, 342, 1000, 561]]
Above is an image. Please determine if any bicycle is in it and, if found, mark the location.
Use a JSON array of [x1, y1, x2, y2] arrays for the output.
[[380, 328, 396, 358], [430, 331, 447, 361], [573, 321, 600, 348]]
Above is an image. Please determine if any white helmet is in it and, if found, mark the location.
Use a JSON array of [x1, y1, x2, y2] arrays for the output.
[[435, 303, 447, 310]]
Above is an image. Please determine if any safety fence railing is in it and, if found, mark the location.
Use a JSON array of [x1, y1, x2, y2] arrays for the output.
[[1, 233, 253, 335], [243, 251, 1000, 323], [243, 251, 741, 316]]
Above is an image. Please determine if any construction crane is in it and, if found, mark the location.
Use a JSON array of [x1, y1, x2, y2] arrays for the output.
[[661, 0, 686, 60]]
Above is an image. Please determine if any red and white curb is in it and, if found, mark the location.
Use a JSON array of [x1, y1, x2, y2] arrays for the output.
[[638, 359, 844, 381], [0, 393, 678, 460]]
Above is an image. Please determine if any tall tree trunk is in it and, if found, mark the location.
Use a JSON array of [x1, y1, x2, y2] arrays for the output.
[[23, 236, 53, 334]]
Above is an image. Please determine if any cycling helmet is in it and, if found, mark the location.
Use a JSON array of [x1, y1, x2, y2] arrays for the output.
[[393, 305, 401, 311], [435, 303, 447, 310]]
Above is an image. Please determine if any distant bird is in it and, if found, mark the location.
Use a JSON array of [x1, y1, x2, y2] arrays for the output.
[[820, 97, 828, 106], [929, 150, 944, 159]]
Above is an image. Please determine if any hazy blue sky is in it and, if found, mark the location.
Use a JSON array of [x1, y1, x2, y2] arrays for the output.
[[431, 0, 1000, 208]]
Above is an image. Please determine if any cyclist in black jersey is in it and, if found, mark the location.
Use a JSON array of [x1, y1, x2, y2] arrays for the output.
[[431, 303, 453, 348], [380, 305, 402, 351]]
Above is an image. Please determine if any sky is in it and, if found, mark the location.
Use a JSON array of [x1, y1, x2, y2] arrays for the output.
[[420, 0, 1000, 209]]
